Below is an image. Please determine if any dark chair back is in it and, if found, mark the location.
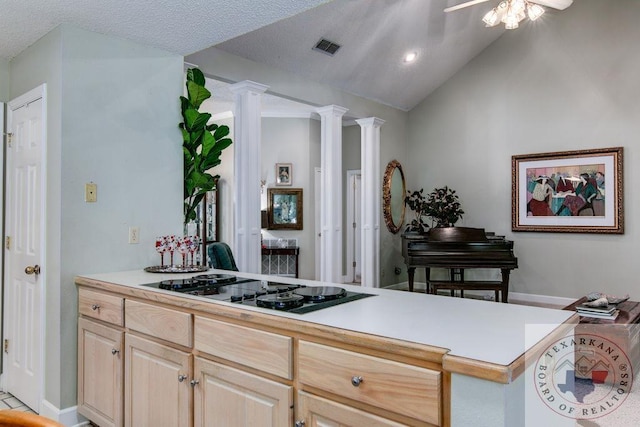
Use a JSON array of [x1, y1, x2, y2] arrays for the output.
[[207, 242, 239, 271]]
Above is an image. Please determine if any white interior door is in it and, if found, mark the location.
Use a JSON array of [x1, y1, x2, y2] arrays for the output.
[[3, 85, 46, 412], [346, 170, 362, 283]]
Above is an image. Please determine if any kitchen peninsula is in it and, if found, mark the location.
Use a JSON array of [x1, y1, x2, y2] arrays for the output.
[[76, 269, 577, 427]]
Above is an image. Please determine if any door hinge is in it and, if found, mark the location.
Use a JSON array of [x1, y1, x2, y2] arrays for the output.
[[353, 261, 356, 268], [6, 132, 12, 147], [5, 236, 10, 250], [352, 222, 356, 229], [4, 339, 8, 353]]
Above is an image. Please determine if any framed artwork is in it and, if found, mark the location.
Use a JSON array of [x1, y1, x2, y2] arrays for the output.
[[267, 188, 303, 230], [276, 163, 292, 186], [512, 147, 623, 234]]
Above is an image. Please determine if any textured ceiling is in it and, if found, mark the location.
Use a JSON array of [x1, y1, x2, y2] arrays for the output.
[[0, 0, 330, 60]]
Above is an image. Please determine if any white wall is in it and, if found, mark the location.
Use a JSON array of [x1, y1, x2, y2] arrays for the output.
[[260, 117, 320, 279], [406, 0, 640, 299], [9, 24, 183, 410]]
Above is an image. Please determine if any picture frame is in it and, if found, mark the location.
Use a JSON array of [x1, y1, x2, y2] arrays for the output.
[[512, 147, 623, 234], [267, 188, 303, 230], [275, 163, 292, 186]]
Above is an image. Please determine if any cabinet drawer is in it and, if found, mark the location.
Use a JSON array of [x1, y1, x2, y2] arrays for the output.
[[298, 341, 441, 425], [79, 288, 124, 326], [125, 300, 192, 347], [194, 316, 292, 379]]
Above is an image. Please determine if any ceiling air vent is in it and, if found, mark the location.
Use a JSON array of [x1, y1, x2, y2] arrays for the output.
[[313, 38, 341, 56]]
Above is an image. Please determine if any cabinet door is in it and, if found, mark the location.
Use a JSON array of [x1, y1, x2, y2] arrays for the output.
[[124, 334, 192, 427], [194, 357, 292, 427], [297, 391, 406, 427], [78, 318, 124, 427]]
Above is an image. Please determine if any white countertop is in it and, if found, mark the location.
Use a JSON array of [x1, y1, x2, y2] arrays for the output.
[[77, 269, 575, 368]]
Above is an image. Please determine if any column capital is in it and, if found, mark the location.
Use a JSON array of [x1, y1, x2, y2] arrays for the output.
[[316, 105, 349, 117], [355, 117, 385, 128], [229, 80, 269, 95]]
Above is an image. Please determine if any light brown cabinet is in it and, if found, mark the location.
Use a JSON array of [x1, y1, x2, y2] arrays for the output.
[[298, 340, 441, 425], [77, 283, 446, 427], [77, 317, 124, 427], [124, 333, 191, 427], [194, 357, 292, 426], [297, 391, 407, 427]]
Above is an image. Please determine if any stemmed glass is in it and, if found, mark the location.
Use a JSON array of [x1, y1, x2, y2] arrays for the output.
[[155, 236, 168, 266], [178, 236, 190, 267], [167, 235, 177, 266], [188, 236, 201, 266]]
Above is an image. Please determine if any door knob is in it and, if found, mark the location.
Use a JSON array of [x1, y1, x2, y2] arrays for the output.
[[25, 265, 41, 275]]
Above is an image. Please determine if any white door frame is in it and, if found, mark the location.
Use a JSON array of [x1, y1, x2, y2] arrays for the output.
[[314, 167, 322, 280], [0, 101, 4, 382], [345, 170, 361, 283], [2, 84, 47, 411]]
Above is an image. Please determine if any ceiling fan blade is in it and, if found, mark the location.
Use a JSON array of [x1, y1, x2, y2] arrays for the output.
[[530, 0, 573, 10], [444, 0, 491, 13]]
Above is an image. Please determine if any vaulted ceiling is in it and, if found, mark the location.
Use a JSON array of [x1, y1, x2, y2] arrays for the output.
[[1, 0, 573, 112]]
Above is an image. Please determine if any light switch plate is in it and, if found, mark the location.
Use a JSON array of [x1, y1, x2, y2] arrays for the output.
[[85, 183, 97, 202]]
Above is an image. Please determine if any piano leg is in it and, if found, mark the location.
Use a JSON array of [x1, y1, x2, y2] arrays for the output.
[[408, 267, 415, 292], [501, 268, 511, 303]]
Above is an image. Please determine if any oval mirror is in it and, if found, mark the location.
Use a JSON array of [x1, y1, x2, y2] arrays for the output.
[[383, 160, 406, 234]]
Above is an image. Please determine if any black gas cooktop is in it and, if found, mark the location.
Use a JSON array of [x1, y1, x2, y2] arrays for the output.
[[142, 273, 374, 314]]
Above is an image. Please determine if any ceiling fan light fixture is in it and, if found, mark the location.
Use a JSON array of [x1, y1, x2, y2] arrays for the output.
[[482, 9, 500, 26], [527, 3, 545, 20], [504, 15, 520, 29]]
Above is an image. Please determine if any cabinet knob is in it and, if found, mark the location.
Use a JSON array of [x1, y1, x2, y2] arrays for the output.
[[351, 376, 364, 387], [190, 379, 200, 387], [111, 348, 119, 355], [91, 304, 100, 311], [178, 374, 188, 382], [295, 421, 305, 427]]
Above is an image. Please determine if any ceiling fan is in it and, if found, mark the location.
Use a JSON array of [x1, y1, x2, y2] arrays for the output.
[[444, 0, 573, 29]]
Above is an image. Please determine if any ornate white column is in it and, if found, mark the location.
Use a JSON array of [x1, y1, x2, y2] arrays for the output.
[[356, 117, 384, 288], [317, 105, 348, 283], [229, 80, 269, 273]]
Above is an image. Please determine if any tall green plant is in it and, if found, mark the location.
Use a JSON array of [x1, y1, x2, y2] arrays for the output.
[[181, 68, 232, 223]]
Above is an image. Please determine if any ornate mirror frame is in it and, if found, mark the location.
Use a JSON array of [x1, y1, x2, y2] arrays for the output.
[[383, 160, 406, 234]]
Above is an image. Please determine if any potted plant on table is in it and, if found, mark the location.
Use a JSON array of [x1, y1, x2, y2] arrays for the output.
[[423, 186, 464, 228], [404, 189, 430, 234], [405, 186, 464, 233]]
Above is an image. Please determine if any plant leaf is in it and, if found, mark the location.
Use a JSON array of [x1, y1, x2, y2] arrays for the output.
[[187, 80, 211, 109]]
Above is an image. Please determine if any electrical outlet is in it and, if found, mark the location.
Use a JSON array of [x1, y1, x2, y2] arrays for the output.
[[129, 227, 140, 244], [85, 182, 97, 202]]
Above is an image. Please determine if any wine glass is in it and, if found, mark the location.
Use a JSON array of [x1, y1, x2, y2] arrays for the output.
[[178, 236, 190, 267], [188, 235, 200, 266], [167, 235, 177, 266], [155, 236, 167, 266]]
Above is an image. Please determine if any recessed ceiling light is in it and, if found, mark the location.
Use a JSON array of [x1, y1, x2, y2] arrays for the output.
[[404, 52, 417, 63]]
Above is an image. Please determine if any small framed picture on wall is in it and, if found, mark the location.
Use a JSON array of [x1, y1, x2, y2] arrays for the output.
[[276, 163, 292, 186]]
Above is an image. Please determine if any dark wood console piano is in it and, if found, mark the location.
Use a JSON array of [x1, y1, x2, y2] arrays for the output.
[[402, 227, 518, 302]]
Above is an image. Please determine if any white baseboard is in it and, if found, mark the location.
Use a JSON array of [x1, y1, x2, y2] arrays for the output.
[[384, 281, 576, 308], [40, 400, 89, 427], [508, 292, 575, 309]]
